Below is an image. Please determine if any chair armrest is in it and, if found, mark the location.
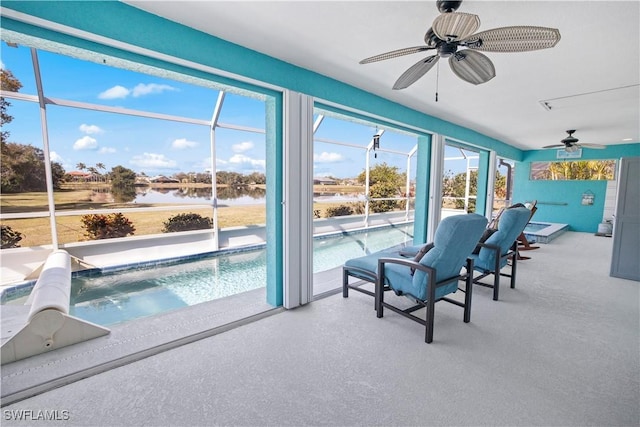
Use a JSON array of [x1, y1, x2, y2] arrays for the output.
[[399, 242, 434, 258], [378, 257, 456, 289]]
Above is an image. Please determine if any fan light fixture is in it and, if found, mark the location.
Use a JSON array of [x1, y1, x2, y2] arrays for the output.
[[359, 0, 561, 91]]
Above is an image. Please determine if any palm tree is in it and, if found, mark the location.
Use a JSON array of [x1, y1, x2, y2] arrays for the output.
[[96, 162, 106, 182], [87, 166, 99, 183], [76, 162, 86, 172]]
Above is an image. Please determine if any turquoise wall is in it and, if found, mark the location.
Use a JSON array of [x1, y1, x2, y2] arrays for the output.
[[513, 144, 640, 232], [413, 135, 432, 245]]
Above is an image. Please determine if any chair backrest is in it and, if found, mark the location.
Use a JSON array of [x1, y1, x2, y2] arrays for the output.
[[478, 207, 531, 266], [413, 213, 488, 289]]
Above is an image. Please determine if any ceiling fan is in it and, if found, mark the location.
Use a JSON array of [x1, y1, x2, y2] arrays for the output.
[[359, 0, 561, 89], [543, 130, 606, 151]]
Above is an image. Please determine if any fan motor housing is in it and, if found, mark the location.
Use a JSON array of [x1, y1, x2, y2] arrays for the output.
[[438, 42, 458, 57], [437, 1, 463, 13]]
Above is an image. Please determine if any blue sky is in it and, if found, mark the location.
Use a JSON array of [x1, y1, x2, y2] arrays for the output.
[[1, 42, 473, 179]]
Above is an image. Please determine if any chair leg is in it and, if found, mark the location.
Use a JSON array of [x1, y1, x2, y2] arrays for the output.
[[425, 276, 436, 343], [510, 244, 518, 289], [493, 254, 500, 301], [375, 275, 384, 319], [463, 260, 473, 323], [342, 268, 349, 298]]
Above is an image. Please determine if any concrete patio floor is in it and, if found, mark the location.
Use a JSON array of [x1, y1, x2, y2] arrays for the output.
[[1, 231, 638, 426]]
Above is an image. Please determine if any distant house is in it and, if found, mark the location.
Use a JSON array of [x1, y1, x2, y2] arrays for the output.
[[313, 177, 336, 186], [135, 175, 151, 186], [66, 170, 93, 181], [149, 175, 180, 183]]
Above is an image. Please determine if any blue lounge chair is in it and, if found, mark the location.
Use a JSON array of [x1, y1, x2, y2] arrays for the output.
[[343, 213, 488, 343], [469, 207, 531, 301]]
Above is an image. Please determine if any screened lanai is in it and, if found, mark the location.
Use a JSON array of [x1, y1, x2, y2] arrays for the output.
[[1, 2, 637, 423]]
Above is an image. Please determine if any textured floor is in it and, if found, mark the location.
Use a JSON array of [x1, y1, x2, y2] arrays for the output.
[[2, 232, 638, 426]]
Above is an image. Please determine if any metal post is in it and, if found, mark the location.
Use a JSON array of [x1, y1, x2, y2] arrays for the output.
[[30, 48, 58, 249], [406, 145, 417, 221], [210, 91, 226, 251], [464, 156, 471, 213]]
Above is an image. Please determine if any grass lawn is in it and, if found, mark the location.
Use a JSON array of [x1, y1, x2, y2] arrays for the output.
[[1, 188, 366, 247]]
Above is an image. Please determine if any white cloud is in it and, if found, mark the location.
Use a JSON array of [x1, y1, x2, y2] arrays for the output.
[[79, 124, 104, 134], [49, 151, 64, 162], [314, 152, 344, 163], [73, 136, 98, 150], [132, 83, 177, 97], [98, 85, 130, 100], [99, 147, 117, 154], [130, 153, 177, 169], [229, 154, 266, 170], [232, 141, 254, 153], [171, 138, 198, 149]]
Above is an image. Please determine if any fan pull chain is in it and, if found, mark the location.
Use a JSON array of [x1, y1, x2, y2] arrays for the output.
[[435, 61, 440, 102]]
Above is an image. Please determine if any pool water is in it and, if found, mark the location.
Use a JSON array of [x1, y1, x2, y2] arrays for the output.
[[523, 223, 548, 233], [8, 224, 414, 326], [70, 249, 267, 326]]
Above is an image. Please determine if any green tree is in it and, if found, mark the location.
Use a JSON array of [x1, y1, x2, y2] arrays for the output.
[[217, 171, 245, 185], [494, 170, 507, 201], [1, 69, 22, 144], [442, 169, 478, 211], [109, 165, 137, 187], [246, 172, 266, 185], [1, 142, 65, 192], [95, 162, 106, 182], [357, 162, 406, 213], [108, 165, 137, 202], [544, 160, 615, 180], [1, 70, 65, 192]]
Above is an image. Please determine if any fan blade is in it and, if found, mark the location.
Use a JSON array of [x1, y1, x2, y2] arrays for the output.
[[579, 143, 606, 149], [542, 144, 566, 149], [449, 50, 495, 85], [360, 46, 434, 64], [462, 26, 561, 52], [393, 55, 440, 90], [432, 12, 480, 42]]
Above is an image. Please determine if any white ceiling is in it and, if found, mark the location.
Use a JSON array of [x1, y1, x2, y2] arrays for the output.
[[127, 1, 639, 151]]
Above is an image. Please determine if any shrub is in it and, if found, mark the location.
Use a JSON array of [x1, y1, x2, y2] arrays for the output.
[[351, 202, 366, 215], [162, 213, 213, 233], [81, 213, 135, 240], [1, 225, 23, 248], [324, 205, 353, 218]]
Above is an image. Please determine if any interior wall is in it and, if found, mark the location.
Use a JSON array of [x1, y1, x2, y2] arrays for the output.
[[514, 144, 640, 232]]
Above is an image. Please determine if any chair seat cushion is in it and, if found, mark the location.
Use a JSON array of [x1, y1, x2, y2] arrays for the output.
[[344, 252, 405, 282]]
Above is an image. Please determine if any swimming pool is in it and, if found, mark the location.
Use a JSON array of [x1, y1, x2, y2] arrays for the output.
[[523, 221, 569, 243], [2, 223, 414, 326]]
